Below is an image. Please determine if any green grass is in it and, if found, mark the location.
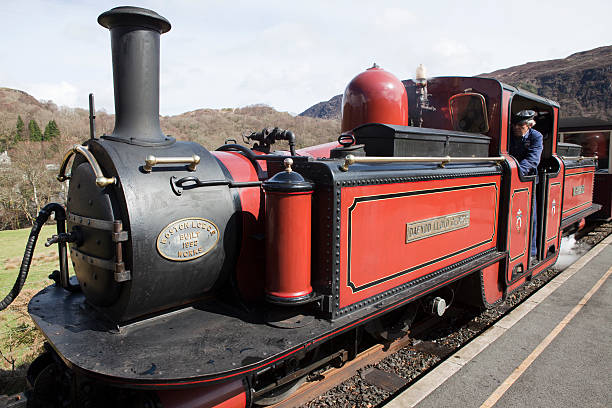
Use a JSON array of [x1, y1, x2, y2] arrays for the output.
[[0, 224, 57, 289], [0, 224, 59, 379]]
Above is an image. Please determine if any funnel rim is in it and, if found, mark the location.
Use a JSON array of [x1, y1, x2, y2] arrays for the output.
[[98, 6, 171, 33]]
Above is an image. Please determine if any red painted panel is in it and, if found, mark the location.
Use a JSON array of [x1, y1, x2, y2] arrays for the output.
[[212, 151, 260, 212], [545, 182, 562, 245], [508, 275, 527, 292], [548, 158, 565, 259], [265, 191, 313, 299], [508, 188, 530, 261], [212, 151, 265, 301], [156, 379, 246, 408], [500, 90, 512, 154], [503, 150, 534, 282], [562, 168, 594, 219], [338, 176, 500, 309], [296, 142, 341, 158], [482, 262, 503, 305]]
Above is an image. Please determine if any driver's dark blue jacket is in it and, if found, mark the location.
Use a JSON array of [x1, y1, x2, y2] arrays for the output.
[[509, 128, 543, 177]]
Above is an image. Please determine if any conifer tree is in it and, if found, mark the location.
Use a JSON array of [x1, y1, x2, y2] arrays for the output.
[[14, 115, 25, 143], [0, 134, 8, 152], [28, 119, 43, 141], [43, 120, 61, 141]]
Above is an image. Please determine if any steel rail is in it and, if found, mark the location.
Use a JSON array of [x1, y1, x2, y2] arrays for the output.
[[270, 334, 414, 408], [269, 315, 451, 408]]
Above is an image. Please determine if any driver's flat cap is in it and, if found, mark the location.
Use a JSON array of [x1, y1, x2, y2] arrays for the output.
[[513, 110, 536, 123]]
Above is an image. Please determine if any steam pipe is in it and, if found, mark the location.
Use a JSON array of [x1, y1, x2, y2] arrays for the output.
[[98, 6, 171, 145]]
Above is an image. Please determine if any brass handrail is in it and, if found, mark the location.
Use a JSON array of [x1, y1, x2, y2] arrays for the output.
[[57, 145, 116, 187], [559, 155, 597, 162], [339, 154, 506, 172], [143, 154, 200, 172]]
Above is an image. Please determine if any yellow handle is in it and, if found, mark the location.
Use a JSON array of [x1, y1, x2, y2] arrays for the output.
[[143, 154, 200, 172], [57, 145, 116, 187]]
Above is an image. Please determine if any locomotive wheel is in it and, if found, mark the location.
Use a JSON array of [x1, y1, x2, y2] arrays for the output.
[[26, 357, 61, 408], [254, 376, 307, 406]]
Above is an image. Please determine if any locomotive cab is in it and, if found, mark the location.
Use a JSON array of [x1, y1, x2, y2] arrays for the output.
[[507, 92, 557, 266]]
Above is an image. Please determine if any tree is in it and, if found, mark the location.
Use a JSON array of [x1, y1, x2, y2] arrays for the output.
[[43, 120, 60, 141], [28, 120, 42, 141], [0, 134, 8, 152], [2, 141, 59, 226], [14, 115, 25, 143]]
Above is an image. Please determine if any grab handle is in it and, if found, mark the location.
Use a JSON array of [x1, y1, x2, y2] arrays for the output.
[[57, 145, 116, 187], [143, 154, 200, 172]]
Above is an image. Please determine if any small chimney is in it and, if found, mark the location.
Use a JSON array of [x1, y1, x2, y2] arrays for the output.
[[98, 7, 171, 145]]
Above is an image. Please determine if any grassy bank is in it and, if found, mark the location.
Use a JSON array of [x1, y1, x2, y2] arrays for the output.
[[0, 224, 58, 394]]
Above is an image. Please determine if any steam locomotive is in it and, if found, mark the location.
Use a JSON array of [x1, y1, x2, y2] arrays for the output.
[[0, 6, 600, 408]]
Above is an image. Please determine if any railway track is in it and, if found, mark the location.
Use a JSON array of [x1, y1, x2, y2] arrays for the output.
[[270, 223, 612, 408], [270, 316, 449, 408]]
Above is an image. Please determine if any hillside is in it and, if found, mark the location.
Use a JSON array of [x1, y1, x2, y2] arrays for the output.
[[477, 46, 611, 120], [0, 88, 340, 230], [300, 45, 612, 121], [161, 105, 339, 149], [0, 87, 115, 146], [299, 94, 343, 120], [0, 88, 339, 151]]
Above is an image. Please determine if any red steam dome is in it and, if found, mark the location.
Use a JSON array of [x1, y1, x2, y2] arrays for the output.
[[341, 64, 408, 133]]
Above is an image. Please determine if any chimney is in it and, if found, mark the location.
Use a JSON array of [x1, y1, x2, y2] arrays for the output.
[[98, 6, 171, 145]]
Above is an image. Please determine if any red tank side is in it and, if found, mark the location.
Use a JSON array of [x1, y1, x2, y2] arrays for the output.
[[341, 65, 408, 133]]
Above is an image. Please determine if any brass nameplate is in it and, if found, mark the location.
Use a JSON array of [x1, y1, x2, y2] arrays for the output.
[[157, 218, 219, 261], [406, 211, 470, 243], [572, 185, 585, 196]]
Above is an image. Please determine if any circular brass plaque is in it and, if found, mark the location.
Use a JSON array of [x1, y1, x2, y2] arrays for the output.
[[156, 218, 219, 261]]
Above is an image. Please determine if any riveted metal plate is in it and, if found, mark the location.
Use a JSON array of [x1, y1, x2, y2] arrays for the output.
[[70, 248, 115, 270], [67, 212, 115, 231]]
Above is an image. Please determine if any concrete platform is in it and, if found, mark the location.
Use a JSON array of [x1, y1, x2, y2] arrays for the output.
[[386, 234, 612, 408]]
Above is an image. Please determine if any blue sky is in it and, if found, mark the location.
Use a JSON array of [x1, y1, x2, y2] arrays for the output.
[[1, 0, 610, 115]]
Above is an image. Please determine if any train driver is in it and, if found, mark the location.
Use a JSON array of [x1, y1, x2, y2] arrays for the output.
[[510, 110, 543, 264]]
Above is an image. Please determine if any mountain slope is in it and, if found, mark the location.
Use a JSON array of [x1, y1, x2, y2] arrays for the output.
[[0, 90, 339, 150], [299, 45, 612, 120], [478, 46, 611, 119]]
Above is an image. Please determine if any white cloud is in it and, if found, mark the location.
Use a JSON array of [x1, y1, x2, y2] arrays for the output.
[[1, 0, 609, 115], [375, 8, 416, 28], [433, 38, 470, 58], [26, 82, 80, 107]]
